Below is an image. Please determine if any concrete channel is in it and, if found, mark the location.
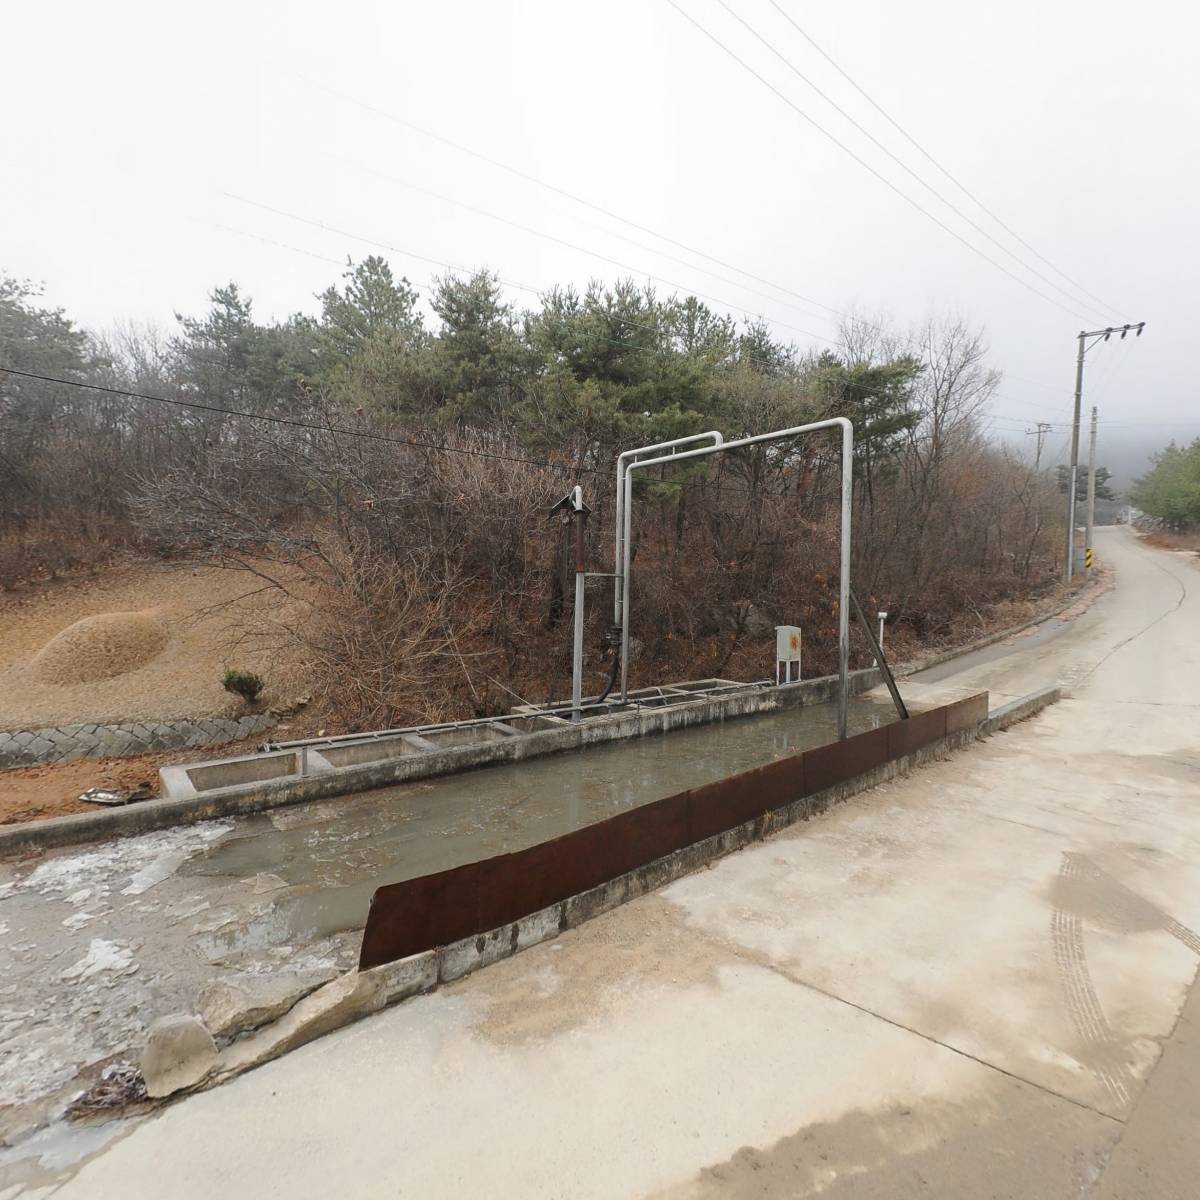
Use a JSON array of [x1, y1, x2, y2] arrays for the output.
[[0, 684, 894, 1138], [0, 672, 887, 856]]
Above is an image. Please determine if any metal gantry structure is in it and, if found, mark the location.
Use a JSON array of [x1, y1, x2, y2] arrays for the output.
[[618, 418, 855, 739], [611, 432, 725, 636]]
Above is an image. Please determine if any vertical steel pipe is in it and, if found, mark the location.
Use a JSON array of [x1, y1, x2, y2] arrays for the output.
[[836, 419, 852, 741], [569, 486, 586, 722]]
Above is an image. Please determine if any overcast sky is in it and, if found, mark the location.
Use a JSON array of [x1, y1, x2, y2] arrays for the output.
[[3, 0, 1196, 474]]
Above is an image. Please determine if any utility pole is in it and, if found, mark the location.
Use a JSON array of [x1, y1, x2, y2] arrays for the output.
[[1065, 323, 1145, 581], [1085, 407, 1098, 571], [1028, 422, 1052, 470]]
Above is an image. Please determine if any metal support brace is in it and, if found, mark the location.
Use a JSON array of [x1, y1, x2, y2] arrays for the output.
[[849, 587, 908, 721]]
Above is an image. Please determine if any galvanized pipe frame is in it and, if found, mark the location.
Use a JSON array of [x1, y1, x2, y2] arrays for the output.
[[261, 678, 771, 753], [619, 418, 854, 739], [613, 432, 724, 628]]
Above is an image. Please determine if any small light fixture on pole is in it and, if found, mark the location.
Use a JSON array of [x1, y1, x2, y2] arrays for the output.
[[1064, 322, 1145, 581]]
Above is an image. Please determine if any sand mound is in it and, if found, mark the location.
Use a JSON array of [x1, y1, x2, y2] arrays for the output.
[[31, 609, 170, 686]]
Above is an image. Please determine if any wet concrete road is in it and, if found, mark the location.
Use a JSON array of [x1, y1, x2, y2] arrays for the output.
[[40, 526, 1200, 1199], [0, 691, 894, 1149]]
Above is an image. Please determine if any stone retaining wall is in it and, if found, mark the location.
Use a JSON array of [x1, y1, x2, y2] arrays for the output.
[[0, 714, 276, 770]]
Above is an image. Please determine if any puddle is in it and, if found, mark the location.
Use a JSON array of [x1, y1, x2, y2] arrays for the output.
[[0, 1117, 132, 1192]]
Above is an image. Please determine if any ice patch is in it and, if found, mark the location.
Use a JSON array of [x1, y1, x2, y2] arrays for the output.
[[61, 911, 101, 931], [121, 852, 187, 896], [17, 821, 233, 900], [60, 938, 136, 981], [0, 1115, 133, 1185]]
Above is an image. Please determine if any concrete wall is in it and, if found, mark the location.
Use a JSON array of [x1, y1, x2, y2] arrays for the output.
[[0, 714, 276, 770]]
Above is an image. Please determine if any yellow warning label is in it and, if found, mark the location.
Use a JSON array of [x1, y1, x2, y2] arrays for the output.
[[1084, 548, 1093, 568]]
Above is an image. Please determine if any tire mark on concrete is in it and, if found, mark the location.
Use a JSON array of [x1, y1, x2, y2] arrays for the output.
[[1051, 854, 1134, 1109], [1061, 851, 1200, 956]]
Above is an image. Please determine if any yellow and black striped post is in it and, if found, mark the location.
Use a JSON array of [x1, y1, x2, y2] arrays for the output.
[[1084, 547, 1093, 570]]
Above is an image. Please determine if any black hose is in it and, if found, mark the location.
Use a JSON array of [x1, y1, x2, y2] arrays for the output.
[[596, 647, 621, 703]]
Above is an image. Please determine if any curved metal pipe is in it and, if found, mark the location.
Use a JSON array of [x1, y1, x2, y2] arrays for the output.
[[620, 418, 854, 738], [614, 432, 723, 627]]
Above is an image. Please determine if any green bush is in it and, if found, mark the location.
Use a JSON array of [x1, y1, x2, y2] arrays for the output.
[[222, 668, 265, 704]]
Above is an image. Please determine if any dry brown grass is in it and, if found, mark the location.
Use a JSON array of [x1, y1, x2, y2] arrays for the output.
[[1138, 529, 1200, 554]]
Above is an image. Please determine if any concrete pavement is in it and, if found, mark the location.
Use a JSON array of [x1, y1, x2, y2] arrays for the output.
[[25, 527, 1200, 1198]]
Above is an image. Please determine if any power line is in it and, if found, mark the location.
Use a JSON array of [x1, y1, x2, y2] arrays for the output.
[[338, 155, 840, 333], [666, 0, 1095, 322], [714, 0, 1113, 322], [766, 0, 1122, 318], [991, 392, 1074, 415], [305, 170, 835, 343], [0, 365, 863, 505], [307, 76, 852, 321], [210, 212, 815, 377], [0, 366, 597, 475]]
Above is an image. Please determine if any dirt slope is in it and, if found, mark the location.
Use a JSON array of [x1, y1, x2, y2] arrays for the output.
[[0, 560, 310, 730]]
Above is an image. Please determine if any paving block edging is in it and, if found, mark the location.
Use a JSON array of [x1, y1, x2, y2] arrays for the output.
[[0, 713, 276, 770]]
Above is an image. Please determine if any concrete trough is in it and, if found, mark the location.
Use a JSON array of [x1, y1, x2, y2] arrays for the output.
[[0, 670, 891, 858], [314, 736, 427, 770], [160, 748, 313, 802], [357, 688, 1022, 971], [155, 672, 884, 805], [495, 716, 570, 734], [417, 724, 515, 750]]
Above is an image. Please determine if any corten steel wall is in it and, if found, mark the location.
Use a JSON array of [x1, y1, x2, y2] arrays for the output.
[[359, 694, 987, 970]]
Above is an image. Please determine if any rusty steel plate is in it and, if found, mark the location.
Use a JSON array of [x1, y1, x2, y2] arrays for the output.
[[359, 696, 989, 970], [686, 753, 806, 844], [885, 706, 947, 758], [944, 692, 989, 733], [359, 859, 482, 970], [801, 724, 889, 794]]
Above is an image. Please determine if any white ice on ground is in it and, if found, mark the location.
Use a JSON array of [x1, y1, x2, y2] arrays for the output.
[[59, 939, 136, 982], [10, 822, 233, 902], [60, 911, 102, 931], [121, 853, 188, 896]]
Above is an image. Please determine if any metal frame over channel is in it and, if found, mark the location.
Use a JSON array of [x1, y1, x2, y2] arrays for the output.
[[619, 418, 854, 739]]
